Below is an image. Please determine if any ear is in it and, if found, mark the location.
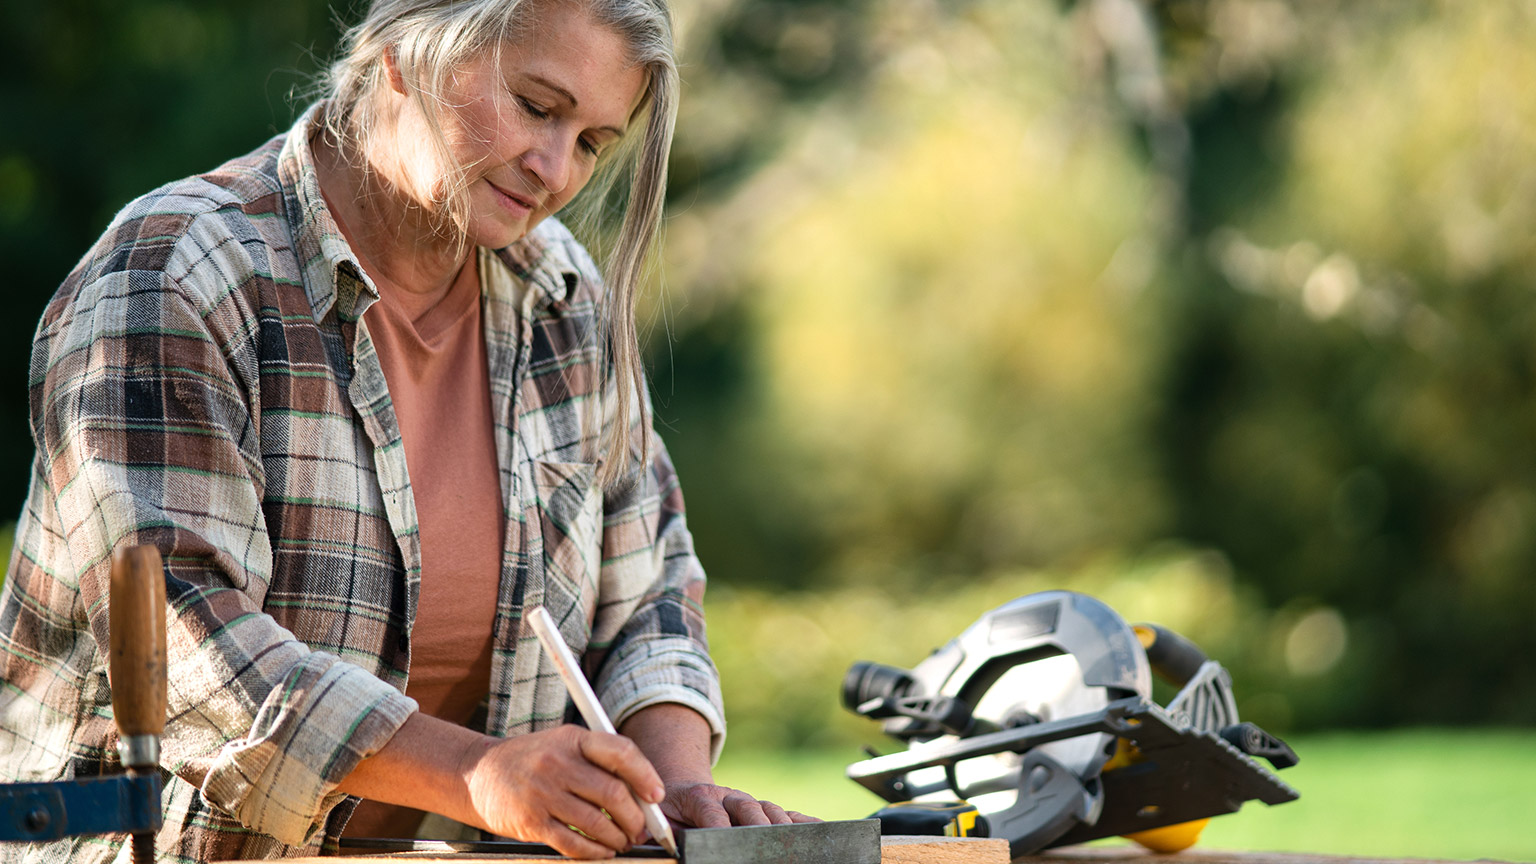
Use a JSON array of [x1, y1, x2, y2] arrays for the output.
[[383, 44, 408, 95]]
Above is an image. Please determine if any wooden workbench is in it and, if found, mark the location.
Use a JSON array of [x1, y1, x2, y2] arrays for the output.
[[278, 836, 1005, 863], [272, 837, 992, 863], [273, 837, 1503, 864]]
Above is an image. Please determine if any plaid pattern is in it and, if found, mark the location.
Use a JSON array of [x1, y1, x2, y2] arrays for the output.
[[0, 103, 723, 863]]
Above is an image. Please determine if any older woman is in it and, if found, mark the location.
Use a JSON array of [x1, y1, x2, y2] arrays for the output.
[[0, 0, 807, 861]]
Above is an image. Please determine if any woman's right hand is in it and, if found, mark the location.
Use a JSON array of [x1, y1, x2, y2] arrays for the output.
[[458, 724, 667, 858], [339, 714, 666, 859]]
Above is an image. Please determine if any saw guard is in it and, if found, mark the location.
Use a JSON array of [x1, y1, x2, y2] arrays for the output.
[[917, 591, 1151, 708]]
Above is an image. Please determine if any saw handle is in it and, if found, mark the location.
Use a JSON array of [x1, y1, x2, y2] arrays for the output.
[[109, 545, 168, 757], [1133, 624, 1208, 688]]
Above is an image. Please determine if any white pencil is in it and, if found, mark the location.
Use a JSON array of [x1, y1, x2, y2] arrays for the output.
[[527, 606, 679, 857]]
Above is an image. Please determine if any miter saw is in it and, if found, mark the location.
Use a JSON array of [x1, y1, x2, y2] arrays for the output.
[[843, 591, 1298, 857]]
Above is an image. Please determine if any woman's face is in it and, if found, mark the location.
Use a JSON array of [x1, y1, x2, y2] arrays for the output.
[[394, 2, 647, 247]]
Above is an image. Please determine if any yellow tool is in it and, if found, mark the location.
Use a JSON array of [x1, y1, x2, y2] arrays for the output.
[[844, 591, 1299, 858], [869, 801, 984, 838]]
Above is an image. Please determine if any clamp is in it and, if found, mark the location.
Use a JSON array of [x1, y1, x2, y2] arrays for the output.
[[0, 546, 167, 863]]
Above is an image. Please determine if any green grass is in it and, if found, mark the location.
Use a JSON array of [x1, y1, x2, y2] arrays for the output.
[[713, 729, 1536, 862]]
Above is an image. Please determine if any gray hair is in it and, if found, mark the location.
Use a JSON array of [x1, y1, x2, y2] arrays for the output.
[[324, 0, 678, 490]]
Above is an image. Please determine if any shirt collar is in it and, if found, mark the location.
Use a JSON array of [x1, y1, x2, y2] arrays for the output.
[[495, 229, 578, 310], [276, 102, 374, 325]]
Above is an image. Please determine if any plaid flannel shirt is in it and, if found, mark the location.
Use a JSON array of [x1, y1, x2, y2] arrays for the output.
[[0, 103, 724, 863]]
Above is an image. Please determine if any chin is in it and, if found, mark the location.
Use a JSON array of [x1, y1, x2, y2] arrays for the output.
[[469, 219, 535, 250]]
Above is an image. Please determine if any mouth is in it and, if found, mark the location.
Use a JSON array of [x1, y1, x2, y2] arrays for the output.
[[486, 179, 538, 215]]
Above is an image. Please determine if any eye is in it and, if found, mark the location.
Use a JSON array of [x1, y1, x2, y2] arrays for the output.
[[578, 136, 601, 157], [517, 96, 550, 120]]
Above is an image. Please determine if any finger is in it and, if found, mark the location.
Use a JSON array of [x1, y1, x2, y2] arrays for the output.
[[565, 769, 646, 843], [579, 731, 665, 804], [759, 800, 793, 825], [551, 794, 632, 853], [538, 816, 618, 860], [722, 792, 772, 827], [674, 785, 731, 829], [788, 810, 822, 823]]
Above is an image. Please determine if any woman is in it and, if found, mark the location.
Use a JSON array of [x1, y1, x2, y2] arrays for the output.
[[0, 0, 808, 860]]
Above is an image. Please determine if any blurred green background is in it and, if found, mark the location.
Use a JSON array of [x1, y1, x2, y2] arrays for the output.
[[4, 0, 1534, 859]]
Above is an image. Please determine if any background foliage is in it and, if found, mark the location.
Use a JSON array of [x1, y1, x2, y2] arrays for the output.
[[4, 0, 1533, 761]]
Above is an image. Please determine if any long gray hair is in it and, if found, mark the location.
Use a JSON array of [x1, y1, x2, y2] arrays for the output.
[[324, 0, 677, 489]]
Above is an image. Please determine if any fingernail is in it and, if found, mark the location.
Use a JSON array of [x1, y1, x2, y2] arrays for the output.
[[650, 785, 665, 802]]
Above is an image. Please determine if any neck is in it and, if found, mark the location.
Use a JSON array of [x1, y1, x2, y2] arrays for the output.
[[312, 124, 469, 313]]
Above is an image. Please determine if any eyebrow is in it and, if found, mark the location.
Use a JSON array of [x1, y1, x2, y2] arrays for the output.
[[526, 73, 627, 139]]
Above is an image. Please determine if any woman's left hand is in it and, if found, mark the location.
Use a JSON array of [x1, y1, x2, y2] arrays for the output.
[[660, 780, 820, 828], [618, 703, 822, 832], [663, 777, 823, 824]]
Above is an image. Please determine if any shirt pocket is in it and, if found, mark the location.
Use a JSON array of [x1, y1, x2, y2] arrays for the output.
[[533, 460, 603, 650]]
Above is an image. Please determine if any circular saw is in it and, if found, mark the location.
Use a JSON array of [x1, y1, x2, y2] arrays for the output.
[[843, 591, 1299, 857]]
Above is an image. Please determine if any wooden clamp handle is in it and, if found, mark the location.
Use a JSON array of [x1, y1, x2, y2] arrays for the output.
[[109, 545, 168, 748]]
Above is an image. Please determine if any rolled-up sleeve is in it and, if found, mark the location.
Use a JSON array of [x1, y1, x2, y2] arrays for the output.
[[161, 580, 416, 844], [590, 430, 726, 763], [37, 259, 415, 845]]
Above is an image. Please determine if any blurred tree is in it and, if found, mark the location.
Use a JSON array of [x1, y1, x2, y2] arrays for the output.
[[655, 0, 1536, 730], [0, 0, 339, 496], [667, 0, 876, 203], [655, 0, 1178, 591], [1152, 1, 1536, 725]]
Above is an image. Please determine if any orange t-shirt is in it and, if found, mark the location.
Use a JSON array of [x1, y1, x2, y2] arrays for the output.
[[346, 254, 505, 838]]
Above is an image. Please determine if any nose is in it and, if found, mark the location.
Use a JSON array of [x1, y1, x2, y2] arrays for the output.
[[521, 134, 574, 198]]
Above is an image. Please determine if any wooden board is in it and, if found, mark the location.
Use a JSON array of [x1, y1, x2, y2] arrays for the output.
[[882, 835, 1011, 864]]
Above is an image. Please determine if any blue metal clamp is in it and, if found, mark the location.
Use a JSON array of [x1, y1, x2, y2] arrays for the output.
[[0, 774, 163, 843]]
